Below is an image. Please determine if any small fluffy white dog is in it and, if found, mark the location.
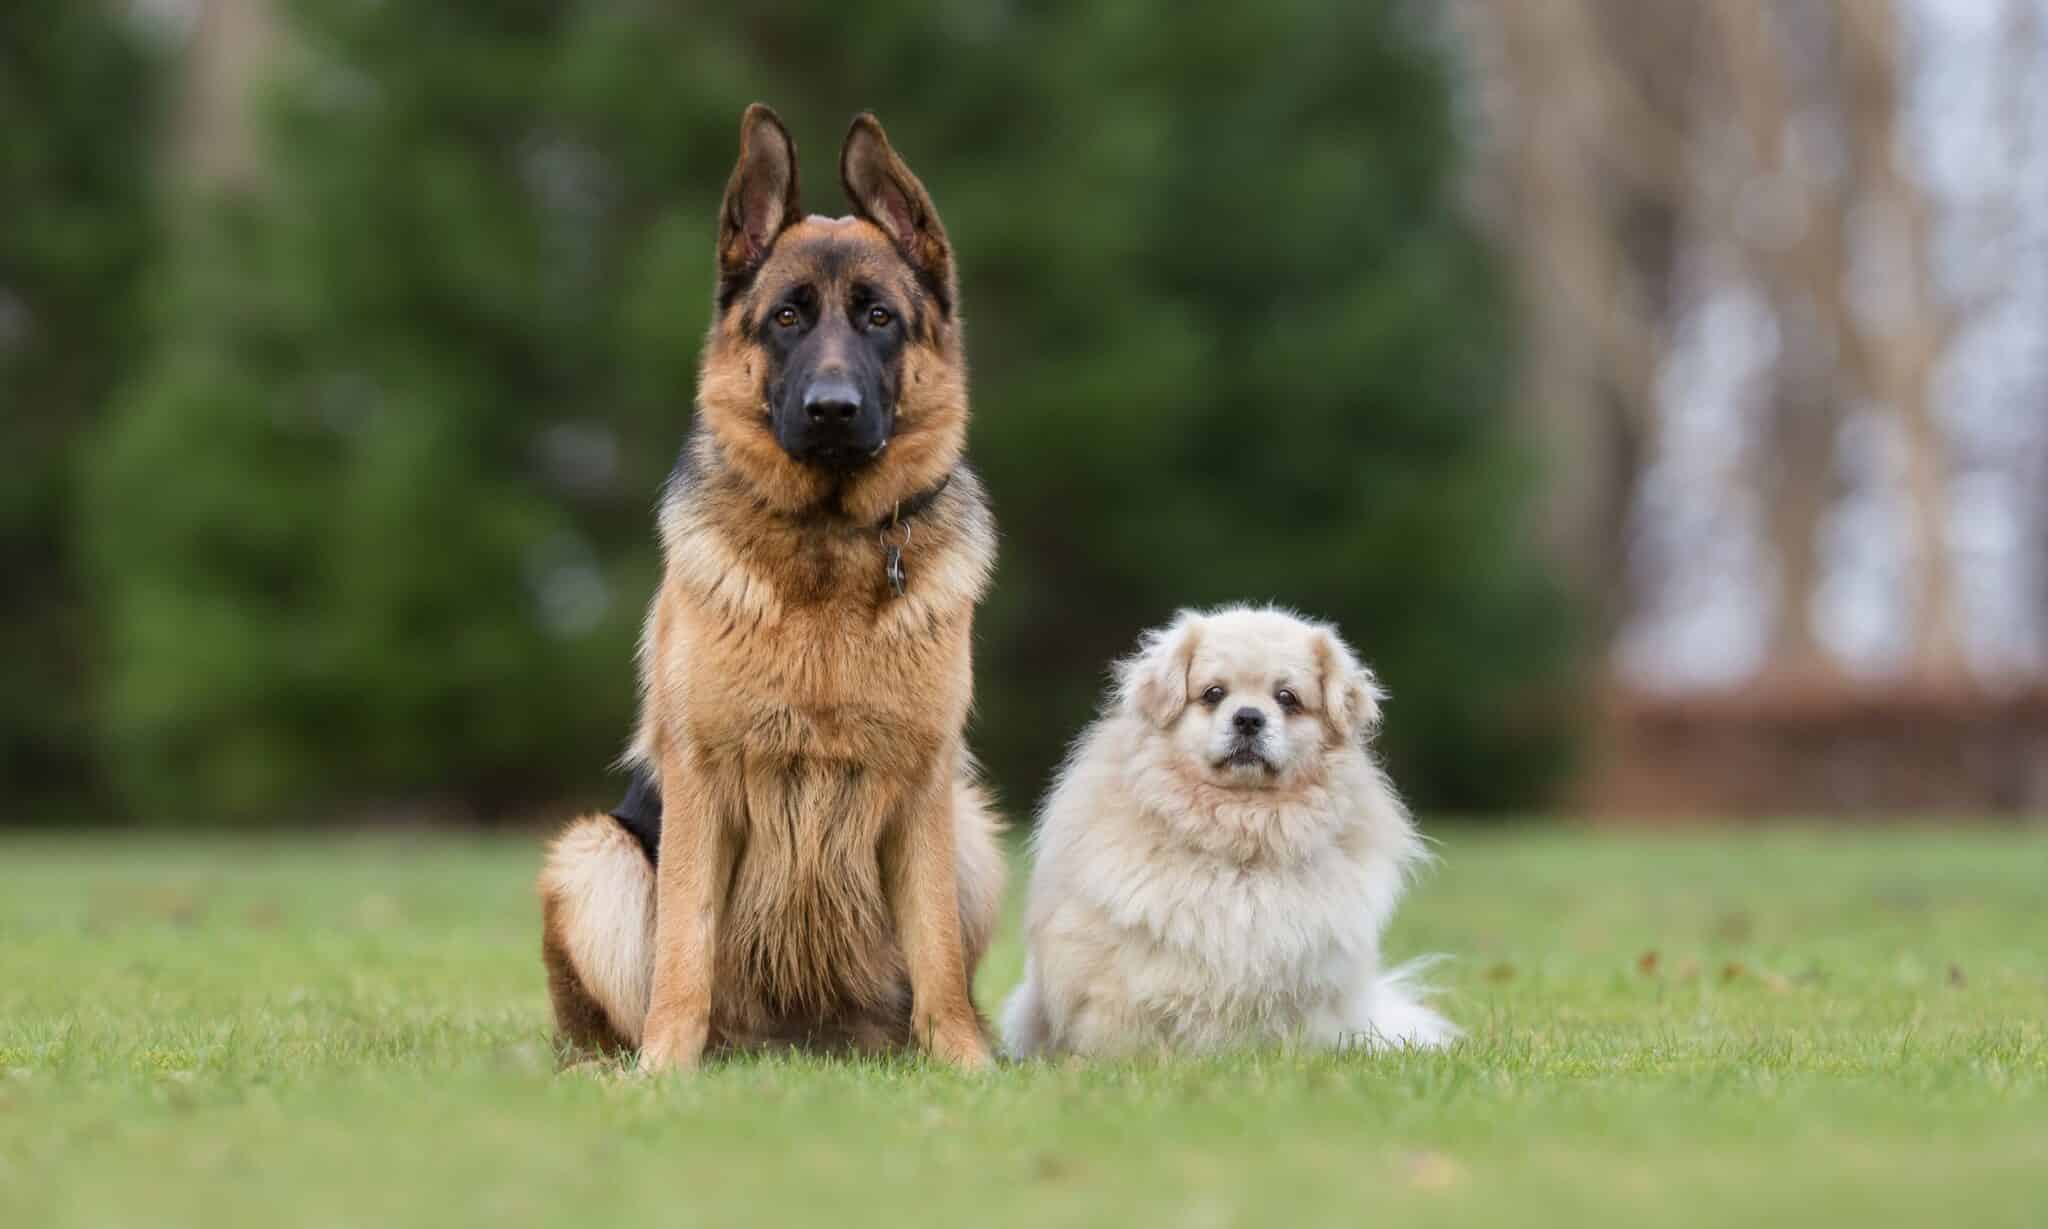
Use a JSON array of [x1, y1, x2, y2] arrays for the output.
[[1002, 606, 1455, 1059]]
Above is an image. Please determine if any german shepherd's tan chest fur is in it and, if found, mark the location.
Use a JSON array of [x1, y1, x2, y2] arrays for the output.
[[643, 476, 993, 1047]]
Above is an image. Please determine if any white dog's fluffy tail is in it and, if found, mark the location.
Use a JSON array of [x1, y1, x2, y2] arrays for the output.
[[1351, 958, 1459, 1051], [999, 961, 1049, 1060]]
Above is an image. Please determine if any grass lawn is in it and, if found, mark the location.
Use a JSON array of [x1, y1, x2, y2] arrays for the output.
[[2, 826, 2043, 1227]]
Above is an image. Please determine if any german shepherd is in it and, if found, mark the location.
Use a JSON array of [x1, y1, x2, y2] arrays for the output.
[[537, 105, 1004, 1072]]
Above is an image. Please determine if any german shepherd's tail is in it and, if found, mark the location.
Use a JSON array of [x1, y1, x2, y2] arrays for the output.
[[538, 814, 656, 1055]]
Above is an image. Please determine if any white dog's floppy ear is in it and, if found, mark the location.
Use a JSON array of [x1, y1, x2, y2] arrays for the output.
[[1116, 612, 1204, 728], [1313, 626, 1384, 744]]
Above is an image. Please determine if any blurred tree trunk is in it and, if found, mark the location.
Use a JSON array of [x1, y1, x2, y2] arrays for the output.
[[1710, 0, 1969, 680], [1711, 1, 1853, 678], [172, 0, 279, 192], [1456, 0, 1696, 651], [1834, 0, 1965, 681]]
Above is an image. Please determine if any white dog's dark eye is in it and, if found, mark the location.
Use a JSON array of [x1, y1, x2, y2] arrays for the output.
[[1276, 688, 1301, 712], [1201, 685, 1227, 706]]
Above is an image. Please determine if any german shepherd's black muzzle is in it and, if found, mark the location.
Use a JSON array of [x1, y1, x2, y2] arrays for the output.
[[767, 307, 900, 470]]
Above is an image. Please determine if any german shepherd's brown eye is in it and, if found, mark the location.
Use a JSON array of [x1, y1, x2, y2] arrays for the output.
[[1201, 685, 1227, 707], [772, 306, 800, 328], [1276, 688, 1301, 713], [866, 305, 893, 328]]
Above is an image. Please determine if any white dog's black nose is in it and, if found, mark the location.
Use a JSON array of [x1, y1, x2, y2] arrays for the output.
[[1232, 707, 1266, 735]]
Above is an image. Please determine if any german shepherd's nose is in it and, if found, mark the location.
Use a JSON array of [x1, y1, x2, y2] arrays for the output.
[[793, 375, 877, 466], [803, 377, 863, 426], [785, 367, 888, 468]]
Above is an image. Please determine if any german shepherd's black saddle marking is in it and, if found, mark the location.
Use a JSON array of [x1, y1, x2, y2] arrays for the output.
[[609, 766, 662, 866]]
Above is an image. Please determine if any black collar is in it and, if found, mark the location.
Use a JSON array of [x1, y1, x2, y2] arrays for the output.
[[873, 467, 954, 533], [873, 467, 954, 597]]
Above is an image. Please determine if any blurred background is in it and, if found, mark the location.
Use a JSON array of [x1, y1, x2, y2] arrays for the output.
[[3, 0, 2043, 830]]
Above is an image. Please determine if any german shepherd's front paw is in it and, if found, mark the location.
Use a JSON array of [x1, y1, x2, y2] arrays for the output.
[[927, 1022, 995, 1072], [637, 1016, 709, 1075]]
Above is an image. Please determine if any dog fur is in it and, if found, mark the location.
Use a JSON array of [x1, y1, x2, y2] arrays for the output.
[[538, 105, 1003, 1072], [1001, 606, 1456, 1059]]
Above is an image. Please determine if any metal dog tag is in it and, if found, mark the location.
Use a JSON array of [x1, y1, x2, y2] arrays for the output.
[[884, 544, 906, 596]]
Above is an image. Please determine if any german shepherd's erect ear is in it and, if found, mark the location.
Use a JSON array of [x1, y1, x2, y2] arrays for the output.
[[840, 113, 955, 313], [718, 103, 801, 302]]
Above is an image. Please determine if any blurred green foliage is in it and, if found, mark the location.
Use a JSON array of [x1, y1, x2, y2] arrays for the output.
[[1, 1, 163, 818], [68, 1, 1570, 824]]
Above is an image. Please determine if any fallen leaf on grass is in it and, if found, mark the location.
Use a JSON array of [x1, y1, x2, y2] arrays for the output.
[[1948, 964, 1967, 988], [1713, 912, 1754, 943], [1403, 1151, 1462, 1191], [1637, 950, 1660, 976], [89, 888, 205, 930], [1483, 962, 1517, 983], [355, 894, 402, 927], [1720, 961, 1747, 983], [147, 889, 203, 926]]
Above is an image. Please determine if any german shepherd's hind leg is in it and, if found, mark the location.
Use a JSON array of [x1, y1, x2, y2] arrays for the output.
[[537, 815, 656, 1062]]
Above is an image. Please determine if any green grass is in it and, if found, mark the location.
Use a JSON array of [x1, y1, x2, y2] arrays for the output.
[[2, 827, 2044, 1227]]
